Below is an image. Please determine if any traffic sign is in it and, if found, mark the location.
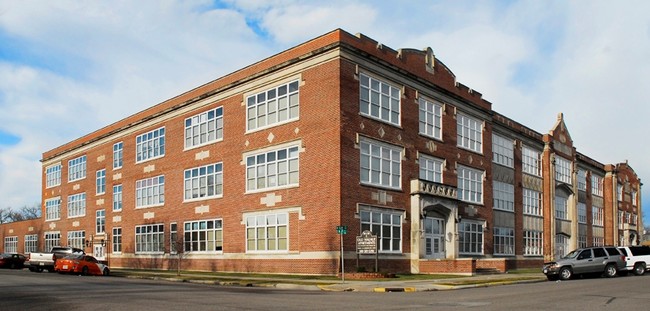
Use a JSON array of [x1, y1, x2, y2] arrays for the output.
[[336, 226, 348, 234]]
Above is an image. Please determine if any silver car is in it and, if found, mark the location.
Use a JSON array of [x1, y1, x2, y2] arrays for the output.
[[542, 246, 626, 281]]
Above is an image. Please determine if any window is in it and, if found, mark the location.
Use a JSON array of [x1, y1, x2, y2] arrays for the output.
[[618, 211, 624, 229], [135, 175, 165, 208], [24, 234, 37, 254], [113, 185, 122, 211], [246, 145, 299, 191], [591, 175, 603, 196], [246, 213, 288, 252], [492, 134, 513, 167], [459, 221, 483, 255], [113, 142, 123, 169], [359, 73, 400, 125], [4, 236, 17, 253], [247, 81, 299, 131], [419, 154, 443, 183], [135, 224, 164, 253], [45, 232, 61, 251], [632, 190, 638, 206], [457, 113, 483, 153], [457, 165, 484, 204], [522, 146, 541, 176], [524, 230, 543, 256], [112, 227, 122, 254], [555, 196, 568, 220], [555, 234, 569, 258], [67, 193, 86, 218], [45, 197, 61, 221], [617, 184, 623, 201], [360, 139, 402, 189], [67, 231, 85, 249], [577, 202, 587, 224], [96, 210, 105, 234], [578, 235, 587, 248], [593, 236, 604, 247], [360, 208, 402, 253], [184, 219, 223, 252], [577, 169, 587, 191], [493, 227, 514, 256], [592, 206, 604, 226], [632, 214, 638, 225], [46, 164, 62, 188], [185, 107, 224, 148], [136, 127, 165, 162], [170, 223, 178, 254], [523, 188, 542, 216], [555, 156, 572, 184], [418, 97, 442, 139], [68, 155, 87, 182], [184, 163, 223, 200], [96, 169, 106, 195], [493, 181, 514, 212]]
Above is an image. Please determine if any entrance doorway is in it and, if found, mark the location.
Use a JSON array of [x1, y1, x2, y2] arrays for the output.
[[424, 217, 445, 259], [93, 244, 106, 261]]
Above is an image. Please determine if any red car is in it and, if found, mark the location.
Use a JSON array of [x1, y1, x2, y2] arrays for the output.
[[54, 254, 110, 276], [0, 253, 27, 269]]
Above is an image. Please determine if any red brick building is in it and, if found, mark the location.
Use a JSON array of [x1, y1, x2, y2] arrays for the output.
[[0, 29, 643, 275]]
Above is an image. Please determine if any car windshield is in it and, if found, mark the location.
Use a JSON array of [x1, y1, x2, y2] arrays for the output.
[[63, 254, 84, 260], [562, 249, 581, 259]]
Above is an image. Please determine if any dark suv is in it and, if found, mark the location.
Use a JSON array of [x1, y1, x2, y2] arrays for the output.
[[542, 246, 626, 280]]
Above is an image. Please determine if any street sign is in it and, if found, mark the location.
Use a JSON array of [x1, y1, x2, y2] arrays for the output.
[[336, 226, 348, 235], [356, 230, 377, 254]]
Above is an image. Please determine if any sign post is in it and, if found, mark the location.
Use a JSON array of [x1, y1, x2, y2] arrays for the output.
[[336, 226, 347, 283]]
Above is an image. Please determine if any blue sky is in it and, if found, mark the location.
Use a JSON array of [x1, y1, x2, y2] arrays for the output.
[[0, 0, 648, 226]]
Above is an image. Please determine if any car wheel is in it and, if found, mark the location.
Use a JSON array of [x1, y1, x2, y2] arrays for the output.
[[81, 266, 89, 276], [634, 263, 646, 276], [102, 268, 110, 276], [559, 267, 573, 280], [603, 264, 617, 278]]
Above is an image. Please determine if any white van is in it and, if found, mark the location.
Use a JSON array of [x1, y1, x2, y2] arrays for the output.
[[617, 246, 650, 275]]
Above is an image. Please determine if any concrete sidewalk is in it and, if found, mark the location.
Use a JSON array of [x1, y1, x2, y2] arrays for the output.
[[113, 270, 547, 292]]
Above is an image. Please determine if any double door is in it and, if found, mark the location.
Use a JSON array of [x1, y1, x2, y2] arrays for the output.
[[424, 217, 445, 259]]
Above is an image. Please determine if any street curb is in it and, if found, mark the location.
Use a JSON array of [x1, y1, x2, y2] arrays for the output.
[[373, 287, 416, 293]]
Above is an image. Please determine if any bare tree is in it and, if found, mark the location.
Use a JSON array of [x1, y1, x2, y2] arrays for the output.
[[0, 207, 11, 224], [20, 203, 41, 219], [171, 233, 190, 276]]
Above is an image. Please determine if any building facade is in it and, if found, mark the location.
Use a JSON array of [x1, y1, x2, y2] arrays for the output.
[[0, 29, 643, 275]]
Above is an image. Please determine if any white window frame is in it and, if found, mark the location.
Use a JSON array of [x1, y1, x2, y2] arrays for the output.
[[46, 163, 62, 188], [96, 209, 106, 235], [170, 223, 178, 254], [418, 154, 443, 183], [555, 196, 568, 220], [246, 213, 288, 253], [418, 97, 442, 140], [24, 234, 38, 254], [456, 113, 483, 153], [184, 219, 223, 252], [617, 184, 623, 201], [522, 146, 541, 176], [68, 155, 87, 182], [593, 236, 604, 247], [185, 106, 224, 149], [135, 175, 165, 208], [493, 181, 514, 212], [592, 175, 603, 196], [523, 230, 543, 256], [459, 220, 484, 255], [67, 193, 86, 218], [112, 227, 122, 254], [493, 227, 515, 256], [359, 73, 401, 126], [246, 80, 299, 132], [96, 169, 106, 195], [555, 156, 572, 184], [4, 236, 18, 253], [245, 143, 300, 192], [492, 134, 514, 168], [113, 142, 123, 169], [135, 224, 165, 254], [136, 127, 165, 163], [113, 185, 122, 211], [592, 206, 604, 226], [577, 202, 587, 224], [578, 235, 587, 248], [359, 207, 403, 253], [360, 138, 402, 190], [523, 188, 542, 216], [44, 232, 61, 251], [555, 234, 569, 258], [45, 197, 61, 221], [184, 163, 223, 201], [632, 190, 638, 206], [67, 230, 85, 249], [457, 165, 484, 204], [577, 169, 587, 191]]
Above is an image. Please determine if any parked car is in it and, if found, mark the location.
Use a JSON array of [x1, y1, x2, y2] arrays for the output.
[[0, 253, 27, 269], [25, 247, 84, 272], [54, 254, 109, 276], [618, 245, 650, 276], [542, 246, 626, 280]]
